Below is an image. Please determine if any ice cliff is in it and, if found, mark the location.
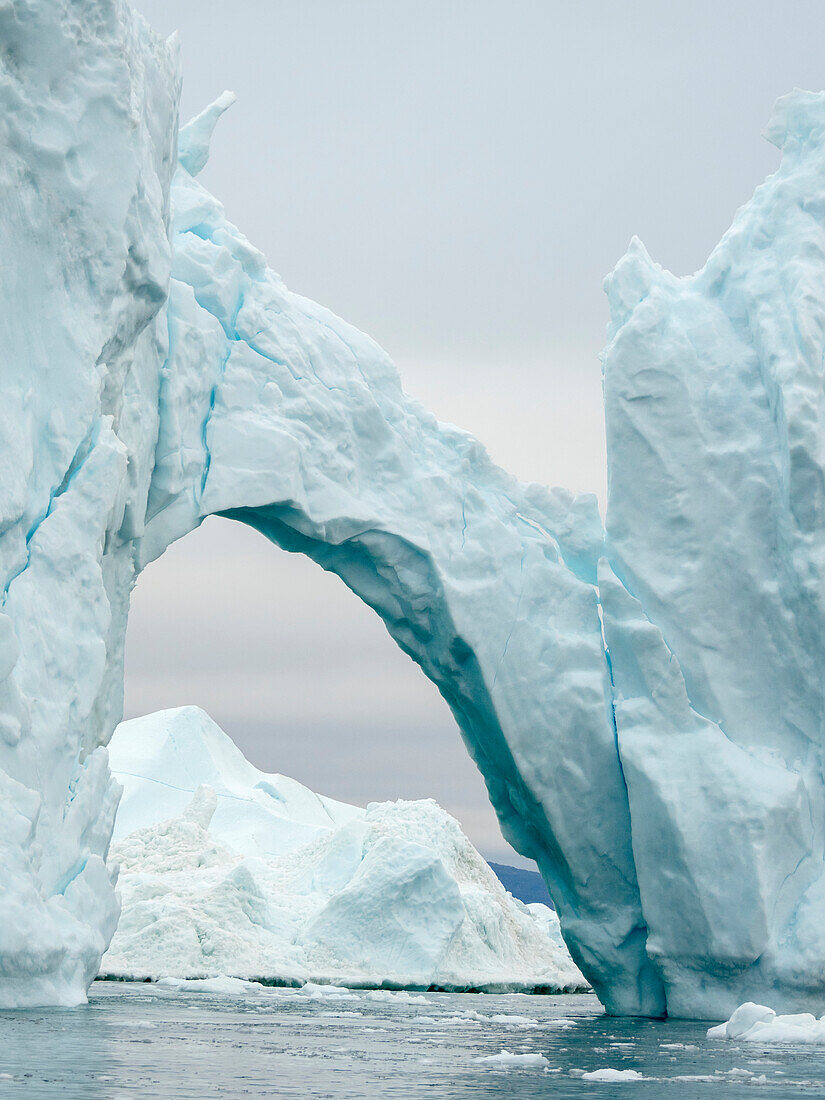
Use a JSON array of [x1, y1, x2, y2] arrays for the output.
[[2, 0, 825, 1018], [101, 707, 586, 992]]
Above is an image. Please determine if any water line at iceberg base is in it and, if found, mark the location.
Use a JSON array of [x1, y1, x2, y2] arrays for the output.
[[3, 0, 825, 1022]]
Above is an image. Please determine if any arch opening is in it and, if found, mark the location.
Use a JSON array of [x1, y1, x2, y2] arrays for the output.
[[124, 514, 529, 868]]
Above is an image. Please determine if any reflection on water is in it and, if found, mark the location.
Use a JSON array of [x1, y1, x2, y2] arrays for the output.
[[0, 983, 822, 1097]]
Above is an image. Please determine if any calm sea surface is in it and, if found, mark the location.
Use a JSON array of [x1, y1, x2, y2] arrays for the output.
[[0, 982, 823, 1097]]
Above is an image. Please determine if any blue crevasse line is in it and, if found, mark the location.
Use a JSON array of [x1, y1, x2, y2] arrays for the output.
[[113, 769, 254, 806], [199, 289, 245, 500], [199, 346, 231, 499], [245, 322, 349, 394], [604, 552, 743, 752], [595, 588, 661, 969], [56, 857, 87, 897], [2, 423, 101, 607], [145, 299, 177, 525], [597, 595, 624, 784], [492, 545, 527, 689]]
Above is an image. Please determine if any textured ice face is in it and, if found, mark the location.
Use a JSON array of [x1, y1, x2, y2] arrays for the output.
[[3, 0, 825, 1019], [0, 0, 179, 1008], [600, 91, 825, 1017]]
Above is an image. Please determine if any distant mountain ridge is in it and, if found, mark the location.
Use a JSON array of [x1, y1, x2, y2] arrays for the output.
[[488, 862, 555, 909]]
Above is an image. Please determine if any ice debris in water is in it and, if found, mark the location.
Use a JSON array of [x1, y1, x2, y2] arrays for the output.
[[102, 707, 587, 993]]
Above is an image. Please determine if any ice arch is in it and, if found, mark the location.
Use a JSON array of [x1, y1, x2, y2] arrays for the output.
[[8, 0, 825, 1021], [0, 1, 658, 1015], [135, 99, 660, 1017]]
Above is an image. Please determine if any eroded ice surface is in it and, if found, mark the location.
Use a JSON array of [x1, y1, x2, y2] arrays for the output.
[[102, 707, 586, 993]]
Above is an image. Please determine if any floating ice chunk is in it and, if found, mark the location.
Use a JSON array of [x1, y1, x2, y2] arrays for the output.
[[476, 1050, 549, 1068], [708, 1002, 825, 1044], [581, 1068, 644, 1082], [155, 976, 263, 996], [297, 983, 358, 1000], [707, 1002, 777, 1040], [365, 990, 431, 1004], [487, 1014, 539, 1027]]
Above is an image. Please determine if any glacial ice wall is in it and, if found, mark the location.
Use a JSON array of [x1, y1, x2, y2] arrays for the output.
[[3, 0, 825, 1019], [0, 0, 179, 1006]]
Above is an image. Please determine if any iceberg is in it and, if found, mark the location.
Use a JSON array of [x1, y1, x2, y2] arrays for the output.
[[3, 0, 825, 1018], [101, 707, 587, 993]]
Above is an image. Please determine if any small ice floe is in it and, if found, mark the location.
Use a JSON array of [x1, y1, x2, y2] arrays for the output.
[[365, 990, 430, 1004], [708, 1002, 825, 1044], [476, 1049, 549, 1068], [297, 983, 358, 1001], [154, 976, 262, 995], [719, 1069, 768, 1081], [413, 1012, 484, 1026], [580, 1068, 644, 1082], [487, 1014, 539, 1027], [672, 1069, 768, 1084]]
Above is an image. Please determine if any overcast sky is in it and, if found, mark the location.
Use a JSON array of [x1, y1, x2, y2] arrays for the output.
[[126, 0, 825, 865]]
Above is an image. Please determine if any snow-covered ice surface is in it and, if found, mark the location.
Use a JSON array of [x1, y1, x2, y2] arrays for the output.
[[6, 0, 825, 1019], [102, 706, 586, 993], [0, 985, 822, 1098]]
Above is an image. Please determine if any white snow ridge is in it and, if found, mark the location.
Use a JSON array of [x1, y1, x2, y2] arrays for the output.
[[101, 707, 587, 993]]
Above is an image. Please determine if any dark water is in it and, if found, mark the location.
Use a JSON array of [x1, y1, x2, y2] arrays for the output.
[[0, 982, 823, 1097]]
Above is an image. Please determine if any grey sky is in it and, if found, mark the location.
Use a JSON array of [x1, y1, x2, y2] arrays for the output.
[[126, 0, 825, 864]]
